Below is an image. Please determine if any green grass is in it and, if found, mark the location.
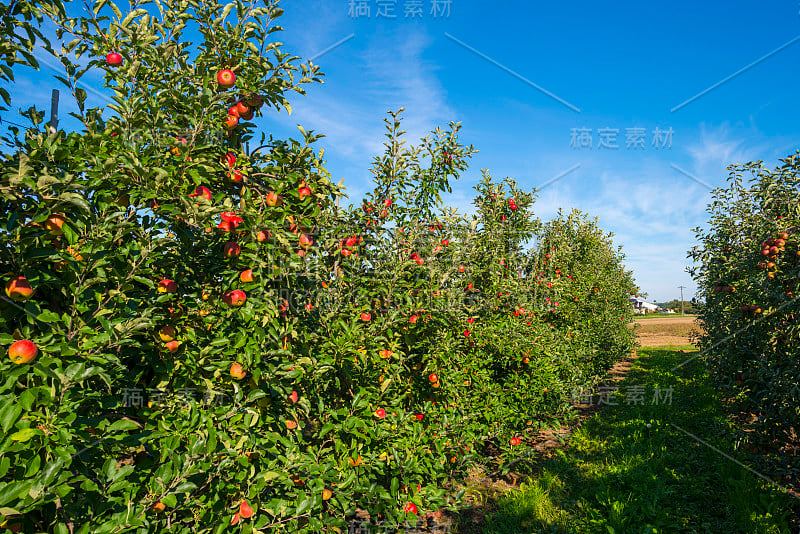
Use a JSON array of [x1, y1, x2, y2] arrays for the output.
[[482, 347, 798, 533]]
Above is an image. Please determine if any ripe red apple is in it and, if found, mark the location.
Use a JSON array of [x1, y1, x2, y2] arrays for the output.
[[239, 500, 254, 519], [299, 234, 313, 249], [157, 279, 177, 294], [44, 213, 67, 235], [510, 437, 522, 446], [223, 242, 241, 258], [230, 362, 246, 379], [106, 52, 123, 66], [416, 258, 424, 265], [5, 276, 34, 301], [458, 266, 465, 273], [8, 339, 37, 364], [266, 191, 282, 207], [223, 290, 247, 307], [240, 269, 254, 283], [298, 186, 312, 200], [375, 408, 386, 418], [216, 69, 236, 89], [239, 109, 254, 121], [288, 390, 299, 403], [415, 413, 424, 421], [229, 170, 243, 182], [159, 326, 177, 342], [384, 198, 392, 208], [429, 373, 438, 383], [164, 340, 180, 353], [256, 230, 270, 242], [224, 115, 239, 130], [246, 95, 264, 108], [360, 312, 371, 322], [189, 185, 212, 201], [236, 102, 250, 116], [404, 502, 418, 515], [410, 315, 419, 324]]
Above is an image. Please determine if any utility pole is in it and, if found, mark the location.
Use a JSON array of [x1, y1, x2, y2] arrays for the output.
[[678, 285, 685, 315], [48, 89, 59, 134]]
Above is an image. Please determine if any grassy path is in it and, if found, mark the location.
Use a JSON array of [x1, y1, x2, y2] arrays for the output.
[[482, 347, 798, 533]]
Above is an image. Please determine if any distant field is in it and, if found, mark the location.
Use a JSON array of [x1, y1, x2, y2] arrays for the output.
[[632, 316, 702, 347], [635, 313, 696, 319]]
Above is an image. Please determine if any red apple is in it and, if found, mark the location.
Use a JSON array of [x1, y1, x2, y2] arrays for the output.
[[384, 198, 392, 208], [8, 339, 37, 364], [239, 500, 254, 519], [240, 269, 254, 283], [164, 340, 180, 353], [360, 312, 371, 322], [375, 408, 386, 418], [5, 276, 34, 301], [106, 52, 123, 66], [223, 242, 241, 258], [230, 363, 246, 379], [410, 315, 419, 324], [246, 95, 264, 108], [236, 102, 250, 116], [429, 373, 438, 383], [224, 115, 239, 130], [157, 279, 177, 294], [189, 186, 212, 201], [44, 213, 66, 235], [298, 186, 312, 200], [159, 326, 176, 342], [228, 170, 243, 182], [266, 191, 282, 207], [288, 390, 299, 403], [217, 69, 236, 89], [404, 503, 418, 515], [256, 230, 270, 242], [223, 290, 247, 307], [299, 234, 313, 249], [510, 437, 522, 446]]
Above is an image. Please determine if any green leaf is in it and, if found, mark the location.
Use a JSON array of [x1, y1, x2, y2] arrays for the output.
[[107, 419, 140, 432], [10, 428, 38, 442], [0, 402, 22, 433], [36, 310, 61, 322]]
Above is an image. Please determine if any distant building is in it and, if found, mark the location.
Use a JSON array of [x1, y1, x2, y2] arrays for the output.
[[630, 296, 660, 314]]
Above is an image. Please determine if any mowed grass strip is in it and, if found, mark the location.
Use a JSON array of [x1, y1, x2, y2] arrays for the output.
[[482, 347, 798, 533]]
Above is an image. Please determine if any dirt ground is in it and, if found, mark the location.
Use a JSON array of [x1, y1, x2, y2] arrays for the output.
[[632, 315, 701, 347]]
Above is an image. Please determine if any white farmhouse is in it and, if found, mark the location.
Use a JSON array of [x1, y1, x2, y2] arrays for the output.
[[630, 296, 660, 314]]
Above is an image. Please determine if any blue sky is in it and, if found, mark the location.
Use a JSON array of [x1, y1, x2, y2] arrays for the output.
[[7, 0, 800, 302]]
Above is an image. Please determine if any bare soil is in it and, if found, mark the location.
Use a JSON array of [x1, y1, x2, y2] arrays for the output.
[[632, 315, 701, 347]]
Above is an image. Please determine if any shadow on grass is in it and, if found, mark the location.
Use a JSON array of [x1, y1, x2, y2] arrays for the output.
[[471, 347, 799, 534]]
